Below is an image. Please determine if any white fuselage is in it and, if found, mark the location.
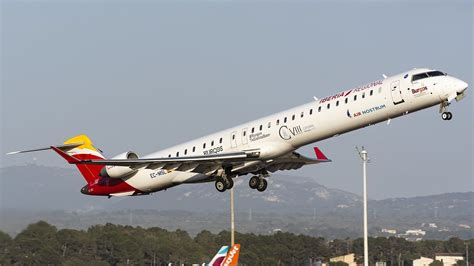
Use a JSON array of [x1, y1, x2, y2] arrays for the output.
[[120, 68, 468, 193]]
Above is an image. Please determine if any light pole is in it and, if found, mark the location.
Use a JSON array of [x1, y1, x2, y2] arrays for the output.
[[466, 242, 469, 266], [230, 186, 235, 246], [357, 146, 369, 266]]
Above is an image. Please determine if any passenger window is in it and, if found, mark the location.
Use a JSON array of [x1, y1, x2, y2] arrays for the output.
[[259, 125, 263, 131], [168, 154, 171, 158], [276, 119, 280, 125], [252, 127, 255, 133], [336, 101, 339, 107], [318, 106, 321, 112], [203, 143, 206, 149], [267, 122, 271, 128], [300, 112, 304, 118], [284, 117, 287, 123], [211, 140, 214, 146], [362, 92, 365, 99], [292, 115, 295, 120], [327, 103, 330, 109], [370, 90, 373, 96], [232, 134, 235, 140], [192, 147, 196, 152], [310, 109, 313, 115], [345, 98, 348, 104], [243, 131, 246, 136], [184, 149, 187, 155], [354, 95, 357, 101], [219, 138, 223, 143], [176, 152, 179, 157]]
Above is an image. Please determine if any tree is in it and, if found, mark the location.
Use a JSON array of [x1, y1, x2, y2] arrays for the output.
[[9, 221, 62, 265], [0, 230, 13, 265]]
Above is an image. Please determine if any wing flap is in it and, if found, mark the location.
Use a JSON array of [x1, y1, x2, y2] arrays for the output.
[[265, 147, 331, 173]]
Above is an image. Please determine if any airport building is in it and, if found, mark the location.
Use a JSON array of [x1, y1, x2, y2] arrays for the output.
[[329, 253, 357, 266], [434, 253, 464, 266], [413, 257, 434, 266]]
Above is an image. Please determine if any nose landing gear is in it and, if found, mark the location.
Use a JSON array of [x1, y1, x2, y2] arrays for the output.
[[441, 112, 452, 121], [439, 101, 453, 121]]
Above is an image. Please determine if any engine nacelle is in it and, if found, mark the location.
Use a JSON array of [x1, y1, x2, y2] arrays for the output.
[[99, 151, 139, 178]]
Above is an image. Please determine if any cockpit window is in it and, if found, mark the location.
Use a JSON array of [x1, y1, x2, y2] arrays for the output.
[[412, 73, 429, 82], [427, 71, 445, 77], [412, 71, 446, 82]]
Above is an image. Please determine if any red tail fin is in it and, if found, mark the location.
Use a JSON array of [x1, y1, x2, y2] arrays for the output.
[[54, 135, 105, 185]]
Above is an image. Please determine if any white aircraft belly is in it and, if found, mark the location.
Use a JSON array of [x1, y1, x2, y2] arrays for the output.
[[123, 169, 177, 192], [123, 169, 209, 192]]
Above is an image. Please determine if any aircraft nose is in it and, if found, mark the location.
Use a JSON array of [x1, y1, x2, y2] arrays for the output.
[[457, 80, 468, 93]]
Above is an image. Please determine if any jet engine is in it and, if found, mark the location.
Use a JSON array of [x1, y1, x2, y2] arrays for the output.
[[99, 151, 139, 178]]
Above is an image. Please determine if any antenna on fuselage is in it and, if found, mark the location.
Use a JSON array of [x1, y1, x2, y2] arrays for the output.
[[382, 74, 387, 79], [313, 96, 319, 101]]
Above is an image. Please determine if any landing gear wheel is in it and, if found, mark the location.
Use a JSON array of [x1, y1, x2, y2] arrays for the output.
[[225, 177, 234, 189], [249, 176, 259, 189], [215, 180, 226, 192], [256, 179, 268, 192], [441, 112, 452, 120], [447, 112, 453, 120]]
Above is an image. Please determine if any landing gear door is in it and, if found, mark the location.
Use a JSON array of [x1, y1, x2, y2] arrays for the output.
[[241, 128, 248, 145], [390, 80, 404, 104], [230, 131, 237, 148]]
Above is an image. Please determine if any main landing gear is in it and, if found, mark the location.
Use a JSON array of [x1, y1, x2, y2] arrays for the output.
[[249, 175, 268, 192], [440, 101, 453, 121], [215, 176, 234, 192], [441, 112, 452, 121]]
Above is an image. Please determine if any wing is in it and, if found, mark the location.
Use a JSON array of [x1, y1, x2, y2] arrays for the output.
[[265, 147, 331, 172], [52, 146, 329, 176], [52, 147, 262, 175]]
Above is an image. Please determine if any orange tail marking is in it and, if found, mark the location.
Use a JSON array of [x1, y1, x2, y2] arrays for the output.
[[222, 244, 240, 266]]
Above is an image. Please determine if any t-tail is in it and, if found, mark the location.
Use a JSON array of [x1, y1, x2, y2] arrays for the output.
[[56, 135, 105, 185], [6, 135, 140, 197], [7, 134, 104, 184], [208, 244, 240, 266]]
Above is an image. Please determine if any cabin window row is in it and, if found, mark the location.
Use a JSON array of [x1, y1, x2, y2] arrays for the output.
[[168, 87, 384, 158], [317, 88, 381, 112], [168, 137, 226, 157], [167, 107, 318, 157], [252, 109, 315, 133]]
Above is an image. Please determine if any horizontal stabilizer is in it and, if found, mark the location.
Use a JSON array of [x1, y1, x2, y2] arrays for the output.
[[50, 146, 81, 163], [6, 142, 84, 155]]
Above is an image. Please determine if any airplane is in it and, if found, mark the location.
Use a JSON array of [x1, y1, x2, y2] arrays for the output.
[[207, 244, 240, 266], [8, 68, 468, 197]]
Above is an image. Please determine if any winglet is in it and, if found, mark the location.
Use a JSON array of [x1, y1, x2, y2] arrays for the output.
[[50, 146, 80, 164], [314, 147, 329, 161]]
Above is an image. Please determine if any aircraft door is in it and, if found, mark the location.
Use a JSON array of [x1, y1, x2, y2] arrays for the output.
[[241, 128, 248, 145], [230, 131, 237, 148], [390, 80, 404, 104]]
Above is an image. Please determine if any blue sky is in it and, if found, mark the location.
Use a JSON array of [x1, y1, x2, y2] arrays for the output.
[[1, 1, 472, 199]]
